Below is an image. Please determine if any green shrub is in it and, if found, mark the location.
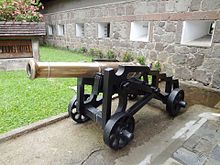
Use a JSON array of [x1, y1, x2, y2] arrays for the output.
[[152, 60, 161, 71], [106, 50, 116, 59], [95, 49, 104, 58], [122, 52, 134, 62], [87, 48, 104, 58], [78, 47, 87, 54], [87, 48, 96, 56], [136, 56, 146, 65]]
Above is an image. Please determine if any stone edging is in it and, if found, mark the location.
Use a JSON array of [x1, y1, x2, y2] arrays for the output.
[[0, 112, 69, 144]]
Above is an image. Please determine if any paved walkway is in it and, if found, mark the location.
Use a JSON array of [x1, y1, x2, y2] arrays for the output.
[[0, 102, 219, 165], [155, 113, 220, 165]]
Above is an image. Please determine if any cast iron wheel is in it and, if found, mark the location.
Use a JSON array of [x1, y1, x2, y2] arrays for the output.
[[166, 88, 186, 117], [103, 112, 135, 150], [68, 94, 90, 123]]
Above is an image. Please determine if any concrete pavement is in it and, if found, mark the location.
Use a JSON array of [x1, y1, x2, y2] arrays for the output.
[[0, 100, 219, 165]]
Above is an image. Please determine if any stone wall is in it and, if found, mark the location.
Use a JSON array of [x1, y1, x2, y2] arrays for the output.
[[43, 0, 220, 89]]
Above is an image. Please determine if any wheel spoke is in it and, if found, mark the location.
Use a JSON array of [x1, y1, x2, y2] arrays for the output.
[[104, 112, 135, 150], [112, 137, 119, 149], [68, 95, 90, 123], [81, 115, 85, 120], [119, 138, 126, 147], [75, 114, 80, 120], [71, 108, 77, 113]]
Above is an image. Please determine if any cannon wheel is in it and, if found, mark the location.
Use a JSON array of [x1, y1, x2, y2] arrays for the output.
[[103, 112, 135, 150], [166, 88, 185, 117], [68, 94, 90, 123]]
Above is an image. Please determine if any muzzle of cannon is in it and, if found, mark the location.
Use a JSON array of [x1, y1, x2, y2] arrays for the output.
[[26, 59, 136, 79], [27, 59, 186, 150]]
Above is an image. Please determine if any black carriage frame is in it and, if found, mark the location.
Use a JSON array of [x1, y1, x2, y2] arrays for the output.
[[68, 61, 186, 150]]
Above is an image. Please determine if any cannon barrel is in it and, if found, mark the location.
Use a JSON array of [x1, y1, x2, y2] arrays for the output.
[[27, 59, 137, 79]]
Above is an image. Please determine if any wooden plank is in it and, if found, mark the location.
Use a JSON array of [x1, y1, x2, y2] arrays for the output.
[[0, 39, 33, 59], [0, 40, 32, 46], [0, 52, 32, 59], [0, 22, 46, 37]]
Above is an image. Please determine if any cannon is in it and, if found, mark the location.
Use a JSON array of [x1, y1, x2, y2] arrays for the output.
[[27, 59, 186, 150]]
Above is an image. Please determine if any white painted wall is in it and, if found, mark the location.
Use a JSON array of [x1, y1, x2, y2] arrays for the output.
[[181, 20, 213, 43], [57, 24, 64, 36], [130, 21, 149, 42], [98, 23, 109, 38], [76, 23, 84, 37], [47, 25, 53, 35]]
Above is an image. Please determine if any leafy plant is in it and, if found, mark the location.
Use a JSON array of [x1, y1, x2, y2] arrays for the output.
[[77, 47, 87, 54], [0, 0, 44, 22], [122, 52, 134, 62], [87, 48, 96, 56], [87, 48, 104, 58], [152, 60, 161, 71], [106, 50, 116, 59], [136, 56, 146, 65], [94, 49, 104, 58]]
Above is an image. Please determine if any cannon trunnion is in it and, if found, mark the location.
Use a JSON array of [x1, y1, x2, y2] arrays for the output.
[[27, 59, 186, 150]]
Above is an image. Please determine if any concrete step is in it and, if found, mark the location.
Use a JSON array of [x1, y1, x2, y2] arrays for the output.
[[151, 104, 220, 165], [114, 104, 220, 165], [214, 100, 220, 109]]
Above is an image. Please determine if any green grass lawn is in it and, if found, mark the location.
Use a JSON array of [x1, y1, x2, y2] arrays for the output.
[[0, 46, 92, 134]]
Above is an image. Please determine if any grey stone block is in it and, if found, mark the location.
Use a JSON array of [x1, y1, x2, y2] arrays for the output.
[[162, 158, 183, 165], [205, 158, 220, 165], [163, 63, 174, 77], [193, 69, 211, 85], [154, 26, 165, 35], [145, 43, 155, 50], [149, 50, 157, 61], [211, 44, 220, 58], [162, 33, 175, 43], [195, 121, 220, 143], [200, 58, 220, 72], [165, 44, 175, 53], [210, 145, 220, 162], [175, 0, 192, 12], [201, 0, 220, 10], [134, 1, 157, 14], [183, 134, 201, 151], [165, 22, 176, 32], [187, 53, 204, 68], [158, 2, 165, 13], [175, 67, 192, 80], [190, 0, 202, 11], [159, 22, 165, 27], [125, 5, 134, 15], [157, 51, 170, 63], [172, 54, 187, 65], [175, 46, 190, 54], [165, 0, 175, 12], [153, 34, 162, 42], [116, 6, 125, 16], [194, 138, 215, 155], [155, 43, 165, 51], [173, 147, 207, 165], [213, 69, 220, 89], [213, 30, 220, 43]]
